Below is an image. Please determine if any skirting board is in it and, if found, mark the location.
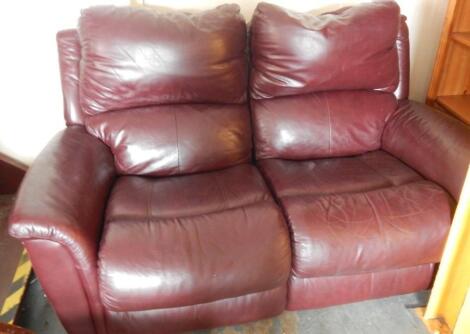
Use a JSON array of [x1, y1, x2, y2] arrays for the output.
[[0, 153, 27, 195]]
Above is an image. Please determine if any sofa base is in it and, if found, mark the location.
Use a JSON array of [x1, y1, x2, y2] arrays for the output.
[[105, 285, 287, 334], [287, 264, 434, 310]]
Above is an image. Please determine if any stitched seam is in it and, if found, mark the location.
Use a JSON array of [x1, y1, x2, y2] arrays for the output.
[[292, 263, 433, 279], [277, 179, 430, 202], [364, 192, 390, 255], [147, 180, 155, 226], [107, 199, 275, 223], [279, 185, 388, 201], [162, 285, 285, 310], [213, 173, 229, 211], [174, 110, 181, 173], [359, 153, 422, 187], [324, 95, 332, 155]]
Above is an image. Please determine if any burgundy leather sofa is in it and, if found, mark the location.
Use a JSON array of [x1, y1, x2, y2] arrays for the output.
[[8, 2, 470, 334]]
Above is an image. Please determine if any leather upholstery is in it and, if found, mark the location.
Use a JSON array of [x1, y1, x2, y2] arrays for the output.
[[282, 181, 451, 277], [252, 91, 397, 159], [288, 264, 434, 310], [24, 240, 105, 334], [79, 4, 247, 115], [99, 164, 291, 312], [258, 152, 452, 275], [9, 127, 115, 264], [86, 104, 251, 176], [107, 164, 271, 220], [250, 2, 400, 100], [383, 101, 470, 200], [259, 152, 453, 309], [9, 2, 470, 334], [80, 4, 251, 177], [105, 286, 286, 334], [250, 1, 458, 312], [258, 150, 422, 198], [8, 127, 115, 334], [57, 11, 410, 124], [394, 16, 410, 100], [57, 30, 83, 125]]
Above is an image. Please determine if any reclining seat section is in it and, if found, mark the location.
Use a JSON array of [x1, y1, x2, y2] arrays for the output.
[[250, 1, 470, 310], [9, 4, 291, 334]]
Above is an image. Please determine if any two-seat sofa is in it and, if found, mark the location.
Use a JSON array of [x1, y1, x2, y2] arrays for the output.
[[8, 2, 470, 334]]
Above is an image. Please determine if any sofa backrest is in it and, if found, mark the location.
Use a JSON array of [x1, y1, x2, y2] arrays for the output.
[[250, 2, 405, 160], [57, 4, 251, 176]]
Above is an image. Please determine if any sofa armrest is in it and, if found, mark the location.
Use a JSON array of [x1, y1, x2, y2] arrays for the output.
[[9, 126, 115, 267], [382, 100, 470, 200]]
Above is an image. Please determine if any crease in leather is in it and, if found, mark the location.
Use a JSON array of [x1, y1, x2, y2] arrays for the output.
[[106, 198, 276, 223], [278, 180, 446, 209], [281, 180, 451, 278], [278, 187, 385, 201], [105, 165, 274, 223], [363, 192, 391, 260], [358, 152, 411, 187], [78, 4, 248, 114], [250, 2, 401, 99]]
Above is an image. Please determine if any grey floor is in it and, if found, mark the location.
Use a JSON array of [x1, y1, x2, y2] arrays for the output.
[[16, 273, 431, 334]]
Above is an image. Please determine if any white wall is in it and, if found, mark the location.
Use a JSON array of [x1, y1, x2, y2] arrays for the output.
[[0, 0, 447, 165]]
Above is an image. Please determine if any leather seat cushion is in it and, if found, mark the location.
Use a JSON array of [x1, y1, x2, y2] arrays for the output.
[[258, 150, 423, 197], [258, 151, 453, 278], [99, 164, 291, 312], [107, 163, 269, 220]]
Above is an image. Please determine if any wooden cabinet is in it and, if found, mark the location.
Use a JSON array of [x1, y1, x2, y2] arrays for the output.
[[427, 0, 470, 125], [424, 166, 470, 333]]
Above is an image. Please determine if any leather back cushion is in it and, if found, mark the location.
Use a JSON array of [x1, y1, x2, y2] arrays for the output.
[[253, 91, 397, 160], [250, 2, 401, 99], [78, 4, 247, 115], [85, 104, 251, 176], [77, 4, 251, 176], [250, 2, 401, 159]]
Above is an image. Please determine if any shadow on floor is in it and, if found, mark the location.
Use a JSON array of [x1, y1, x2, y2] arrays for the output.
[[16, 273, 431, 334], [0, 195, 23, 305]]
